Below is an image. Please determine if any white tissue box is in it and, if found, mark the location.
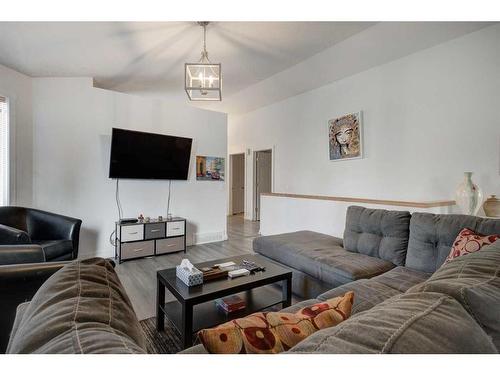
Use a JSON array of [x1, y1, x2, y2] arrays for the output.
[[176, 265, 203, 286]]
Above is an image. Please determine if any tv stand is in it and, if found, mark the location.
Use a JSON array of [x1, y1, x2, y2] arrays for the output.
[[114, 217, 187, 263]]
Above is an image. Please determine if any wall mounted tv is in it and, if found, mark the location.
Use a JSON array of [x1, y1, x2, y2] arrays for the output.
[[109, 128, 193, 180]]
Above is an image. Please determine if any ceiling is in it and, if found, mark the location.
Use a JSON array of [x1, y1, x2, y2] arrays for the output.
[[0, 22, 373, 96], [0, 22, 494, 114]]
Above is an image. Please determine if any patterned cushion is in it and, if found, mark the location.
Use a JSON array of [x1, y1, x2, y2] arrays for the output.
[[444, 228, 499, 264], [198, 292, 353, 354]]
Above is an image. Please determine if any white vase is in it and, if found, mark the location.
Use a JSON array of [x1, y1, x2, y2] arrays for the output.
[[455, 172, 483, 215]]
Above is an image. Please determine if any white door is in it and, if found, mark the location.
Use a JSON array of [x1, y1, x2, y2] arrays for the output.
[[255, 150, 272, 221], [231, 153, 245, 214]]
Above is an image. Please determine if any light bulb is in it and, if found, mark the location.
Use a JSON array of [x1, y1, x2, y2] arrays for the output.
[[209, 75, 214, 87], [198, 72, 204, 88]]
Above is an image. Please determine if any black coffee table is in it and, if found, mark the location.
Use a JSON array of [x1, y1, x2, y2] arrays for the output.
[[156, 254, 292, 348]]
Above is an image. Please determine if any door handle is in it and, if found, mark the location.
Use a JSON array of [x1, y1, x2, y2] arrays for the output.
[[151, 229, 160, 232]]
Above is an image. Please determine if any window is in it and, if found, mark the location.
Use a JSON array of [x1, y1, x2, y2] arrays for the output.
[[0, 96, 9, 206]]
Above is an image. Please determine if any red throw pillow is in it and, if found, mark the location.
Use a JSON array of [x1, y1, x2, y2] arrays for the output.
[[444, 228, 499, 264]]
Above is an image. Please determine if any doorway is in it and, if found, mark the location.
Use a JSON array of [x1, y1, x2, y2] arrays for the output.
[[230, 153, 245, 215], [254, 149, 272, 221]]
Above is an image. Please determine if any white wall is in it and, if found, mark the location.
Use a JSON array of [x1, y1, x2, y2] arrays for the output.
[[0, 64, 33, 206], [229, 24, 500, 221], [32, 77, 227, 258]]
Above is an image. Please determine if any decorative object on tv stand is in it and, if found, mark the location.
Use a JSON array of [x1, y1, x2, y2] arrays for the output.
[[455, 172, 483, 215], [196, 156, 225, 181], [328, 111, 362, 161], [176, 259, 203, 286], [483, 195, 500, 217], [185, 21, 222, 101]]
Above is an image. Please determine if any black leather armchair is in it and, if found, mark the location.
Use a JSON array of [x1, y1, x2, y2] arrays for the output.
[[0, 207, 82, 262]]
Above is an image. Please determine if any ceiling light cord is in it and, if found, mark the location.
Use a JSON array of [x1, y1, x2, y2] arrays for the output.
[[199, 21, 210, 63], [203, 23, 207, 55]]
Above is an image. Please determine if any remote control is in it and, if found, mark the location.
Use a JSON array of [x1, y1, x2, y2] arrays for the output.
[[228, 269, 251, 279], [215, 261, 236, 268]]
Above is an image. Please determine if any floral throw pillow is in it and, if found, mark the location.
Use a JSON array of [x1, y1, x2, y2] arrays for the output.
[[198, 291, 354, 354], [444, 228, 499, 264]]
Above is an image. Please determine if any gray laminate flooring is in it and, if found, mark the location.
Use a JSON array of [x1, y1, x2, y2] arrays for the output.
[[115, 214, 260, 320]]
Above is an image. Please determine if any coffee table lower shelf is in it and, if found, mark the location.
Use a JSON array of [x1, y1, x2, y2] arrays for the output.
[[159, 285, 286, 347]]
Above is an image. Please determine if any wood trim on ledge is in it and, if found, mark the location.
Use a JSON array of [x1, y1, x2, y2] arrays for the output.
[[261, 193, 456, 208]]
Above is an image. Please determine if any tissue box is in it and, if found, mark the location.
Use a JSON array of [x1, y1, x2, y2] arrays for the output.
[[176, 265, 203, 286]]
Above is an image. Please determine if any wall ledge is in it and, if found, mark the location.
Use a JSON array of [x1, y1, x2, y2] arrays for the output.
[[262, 193, 456, 209]]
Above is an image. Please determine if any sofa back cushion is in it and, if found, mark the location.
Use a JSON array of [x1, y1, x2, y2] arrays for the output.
[[406, 212, 500, 273], [288, 292, 497, 354], [7, 257, 146, 354], [343, 206, 411, 266], [408, 240, 500, 351]]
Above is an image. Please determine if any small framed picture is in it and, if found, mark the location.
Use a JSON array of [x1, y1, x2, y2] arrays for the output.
[[196, 156, 225, 181], [328, 111, 363, 161]]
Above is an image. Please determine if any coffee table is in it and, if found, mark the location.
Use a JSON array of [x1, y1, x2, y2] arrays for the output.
[[156, 254, 292, 348]]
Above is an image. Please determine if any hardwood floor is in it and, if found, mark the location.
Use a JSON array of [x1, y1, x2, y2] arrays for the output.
[[115, 214, 260, 320]]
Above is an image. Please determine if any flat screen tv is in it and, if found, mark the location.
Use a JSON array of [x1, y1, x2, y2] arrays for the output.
[[109, 128, 193, 180]]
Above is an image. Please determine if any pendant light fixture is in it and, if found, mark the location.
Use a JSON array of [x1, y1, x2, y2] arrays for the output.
[[185, 22, 222, 101]]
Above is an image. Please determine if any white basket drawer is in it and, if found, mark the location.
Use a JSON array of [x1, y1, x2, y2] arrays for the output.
[[166, 221, 185, 237], [121, 240, 154, 260], [119, 224, 144, 242]]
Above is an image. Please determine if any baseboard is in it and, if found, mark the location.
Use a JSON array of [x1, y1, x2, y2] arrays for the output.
[[192, 231, 228, 245]]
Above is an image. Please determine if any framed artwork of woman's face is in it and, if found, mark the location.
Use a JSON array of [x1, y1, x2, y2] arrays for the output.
[[328, 111, 363, 161]]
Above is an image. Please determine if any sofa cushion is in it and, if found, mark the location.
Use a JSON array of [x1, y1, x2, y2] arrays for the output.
[[180, 299, 323, 355], [444, 228, 499, 264], [198, 293, 354, 354], [9, 301, 30, 343], [408, 241, 500, 350], [343, 206, 411, 266], [7, 257, 147, 354], [32, 239, 73, 261], [254, 231, 395, 287], [317, 279, 400, 315], [288, 292, 497, 354], [371, 266, 431, 293], [406, 212, 500, 273], [179, 343, 209, 354]]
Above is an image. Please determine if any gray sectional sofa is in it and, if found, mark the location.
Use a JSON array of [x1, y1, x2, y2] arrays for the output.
[[5, 206, 500, 354], [183, 206, 500, 353]]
